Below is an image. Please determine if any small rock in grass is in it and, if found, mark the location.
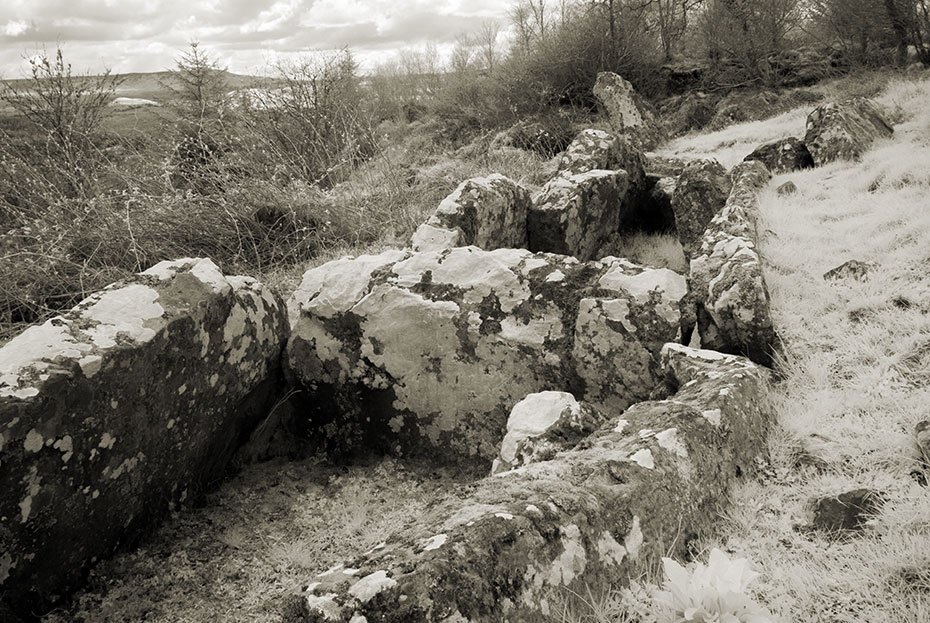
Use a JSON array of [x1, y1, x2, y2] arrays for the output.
[[808, 488, 884, 533], [823, 259, 876, 282], [776, 181, 797, 195]]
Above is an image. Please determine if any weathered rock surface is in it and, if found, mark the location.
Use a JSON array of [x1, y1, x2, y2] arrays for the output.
[[285, 247, 686, 470], [804, 98, 893, 165], [528, 169, 629, 261], [671, 159, 732, 260], [296, 343, 771, 622], [491, 391, 605, 475], [0, 258, 288, 615], [411, 175, 531, 252], [593, 72, 665, 150], [744, 137, 814, 174], [557, 129, 674, 235], [557, 129, 645, 179], [690, 161, 777, 366]]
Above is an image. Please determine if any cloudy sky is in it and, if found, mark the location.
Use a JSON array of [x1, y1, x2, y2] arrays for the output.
[[0, 0, 511, 77]]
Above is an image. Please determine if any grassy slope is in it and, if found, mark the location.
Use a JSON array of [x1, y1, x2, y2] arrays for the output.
[[676, 73, 930, 622]]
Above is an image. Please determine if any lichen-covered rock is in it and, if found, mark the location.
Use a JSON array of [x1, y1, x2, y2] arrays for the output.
[[557, 129, 645, 179], [776, 181, 798, 195], [690, 161, 777, 366], [593, 72, 665, 150], [295, 343, 771, 623], [744, 137, 814, 174], [491, 391, 606, 475], [411, 175, 531, 252], [285, 247, 686, 471], [556, 129, 672, 235], [0, 258, 289, 615], [804, 98, 893, 165], [528, 170, 629, 261], [671, 159, 732, 260]]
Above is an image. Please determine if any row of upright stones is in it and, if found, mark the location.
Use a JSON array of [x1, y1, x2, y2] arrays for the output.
[[286, 74, 781, 622], [0, 72, 893, 622]]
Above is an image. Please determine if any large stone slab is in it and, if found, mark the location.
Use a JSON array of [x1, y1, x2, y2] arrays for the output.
[[593, 72, 665, 150], [285, 247, 686, 471], [557, 129, 645, 180], [411, 174, 532, 253], [527, 170, 629, 261], [690, 161, 777, 366], [804, 97, 893, 165], [0, 258, 289, 615], [295, 343, 771, 622], [743, 137, 814, 174], [671, 159, 731, 260]]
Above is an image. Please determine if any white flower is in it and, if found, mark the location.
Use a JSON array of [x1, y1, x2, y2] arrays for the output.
[[654, 549, 774, 623]]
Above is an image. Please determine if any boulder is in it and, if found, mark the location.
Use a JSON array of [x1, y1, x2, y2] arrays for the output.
[[491, 391, 605, 475], [593, 72, 665, 150], [776, 181, 798, 195], [295, 344, 772, 622], [658, 92, 720, 137], [528, 169, 629, 261], [557, 129, 674, 235], [0, 258, 289, 615], [557, 129, 645, 179], [285, 247, 686, 471], [710, 90, 781, 130], [411, 175, 532, 253], [645, 155, 690, 179], [804, 98, 893, 165], [807, 489, 883, 534], [671, 159, 731, 260], [744, 137, 814, 174], [823, 259, 876, 282], [690, 161, 777, 366]]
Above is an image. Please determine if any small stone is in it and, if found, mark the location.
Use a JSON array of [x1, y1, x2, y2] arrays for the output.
[[823, 259, 876, 281], [776, 181, 797, 195], [744, 137, 814, 174], [808, 488, 883, 533]]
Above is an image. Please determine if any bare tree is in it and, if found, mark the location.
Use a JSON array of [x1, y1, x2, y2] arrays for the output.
[[476, 20, 502, 71]]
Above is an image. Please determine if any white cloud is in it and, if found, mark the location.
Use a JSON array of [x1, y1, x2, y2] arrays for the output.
[[4, 20, 30, 37]]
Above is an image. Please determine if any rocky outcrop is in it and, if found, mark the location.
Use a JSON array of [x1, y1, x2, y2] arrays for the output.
[[690, 161, 777, 366], [295, 343, 771, 622], [744, 137, 814, 174], [593, 72, 665, 150], [0, 258, 288, 615], [285, 247, 687, 471], [804, 98, 893, 165], [671, 159, 732, 260], [491, 391, 605, 475], [528, 169, 629, 261], [411, 175, 532, 253]]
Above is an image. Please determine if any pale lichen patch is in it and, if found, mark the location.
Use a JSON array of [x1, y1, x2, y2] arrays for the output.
[[53, 435, 74, 463], [422, 534, 448, 551], [656, 428, 688, 457], [99, 432, 116, 449], [596, 531, 628, 567], [625, 516, 643, 558], [348, 570, 397, 603], [23, 429, 44, 453], [701, 409, 722, 426], [547, 524, 587, 586], [629, 448, 655, 469], [305, 592, 341, 620]]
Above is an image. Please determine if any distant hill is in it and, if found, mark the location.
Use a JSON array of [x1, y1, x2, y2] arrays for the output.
[[2, 69, 268, 105]]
